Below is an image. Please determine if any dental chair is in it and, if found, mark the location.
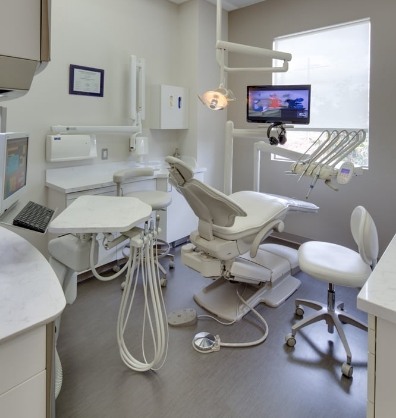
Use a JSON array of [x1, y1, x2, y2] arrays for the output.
[[113, 167, 174, 284], [165, 156, 317, 322], [285, 206, 378, 377]]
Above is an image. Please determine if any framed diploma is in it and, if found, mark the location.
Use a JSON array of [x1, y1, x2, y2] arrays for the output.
[[69, 64, 104, 97]]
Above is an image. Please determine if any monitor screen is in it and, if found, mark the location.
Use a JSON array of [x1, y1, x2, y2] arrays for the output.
[[0, 132, 29, 216], [4, 136, 28, 199], [247, 84, 311, 124]]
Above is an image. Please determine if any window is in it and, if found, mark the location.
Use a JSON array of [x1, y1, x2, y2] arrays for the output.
[[273, 19, 370, 167]]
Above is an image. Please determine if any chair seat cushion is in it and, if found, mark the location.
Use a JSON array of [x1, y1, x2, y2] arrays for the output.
[[125, 191, 171, 210], [212, 191, 289, 240], [298, 241, 372, 287]]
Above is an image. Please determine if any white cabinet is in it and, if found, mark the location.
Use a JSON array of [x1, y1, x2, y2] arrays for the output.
[[0, 227, 65, 418], [0, 0, 41, 61], [357, 234, 396, 418], [0, 0, 50, 62], [151, 85, 189, 129], [164, 172, 203, 243], [0, 326, 47, 418]]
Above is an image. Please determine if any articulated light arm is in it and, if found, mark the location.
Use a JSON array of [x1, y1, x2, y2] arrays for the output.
[[216, 40, 291, 73], [201, 0, 292, 110]]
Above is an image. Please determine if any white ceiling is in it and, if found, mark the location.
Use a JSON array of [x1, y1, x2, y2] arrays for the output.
[[167, 0, 265, 11]]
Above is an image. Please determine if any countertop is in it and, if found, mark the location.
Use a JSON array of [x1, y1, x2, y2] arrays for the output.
[[45, 159, 205, 194], [0, 227, 66, 343], [358, 234, 396, 324], [45, 161, 168, 194]]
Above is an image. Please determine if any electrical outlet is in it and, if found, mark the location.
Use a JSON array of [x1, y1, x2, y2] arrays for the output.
[[101, 148, 108, 160]]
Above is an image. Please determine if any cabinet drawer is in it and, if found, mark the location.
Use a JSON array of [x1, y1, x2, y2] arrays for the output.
[[0, 326, 46, 395], [0, 370, 46, 418]]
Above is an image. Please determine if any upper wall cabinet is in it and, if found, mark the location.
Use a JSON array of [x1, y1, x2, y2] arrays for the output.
[[151, 85, 189, 130], [0, 0, 50, 101], [0, 0, 50, 62]]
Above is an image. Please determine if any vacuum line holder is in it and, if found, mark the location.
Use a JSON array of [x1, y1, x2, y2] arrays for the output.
[[252, 128, 365, 198], [225, 120, 366, 197]]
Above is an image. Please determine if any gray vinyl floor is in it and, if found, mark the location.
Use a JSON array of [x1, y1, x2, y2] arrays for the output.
[[56, 246, 368, 418]]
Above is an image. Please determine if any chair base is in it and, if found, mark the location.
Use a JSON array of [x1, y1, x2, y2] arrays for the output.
[[193, 274, 301, 322], [286, 285, 368, 378]]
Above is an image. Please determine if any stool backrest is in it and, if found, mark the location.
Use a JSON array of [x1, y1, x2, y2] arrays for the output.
[[350, 206, 379, 269]]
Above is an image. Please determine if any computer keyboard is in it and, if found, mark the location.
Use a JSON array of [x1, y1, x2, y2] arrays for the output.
[[13, 201, 55, 233]]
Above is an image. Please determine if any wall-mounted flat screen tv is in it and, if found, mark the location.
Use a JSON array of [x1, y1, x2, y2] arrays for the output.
[[247, 84, 311, 124]]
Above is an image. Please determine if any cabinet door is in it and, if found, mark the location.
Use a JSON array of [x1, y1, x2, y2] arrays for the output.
[[0, 0, 42, 61], [0, 371, 46, 418], [374, 317, 396, 417], [165, 172, 203, 243], [0, 326, 45, 395]]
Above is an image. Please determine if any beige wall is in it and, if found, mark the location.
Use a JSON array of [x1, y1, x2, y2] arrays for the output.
[[2, 0, 224, 256], [228, 0, 396, 254]]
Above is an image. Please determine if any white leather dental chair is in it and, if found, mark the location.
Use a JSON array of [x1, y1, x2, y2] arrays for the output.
[[285, 206, 378, 377], [113, 167, 174, 284], [165, 156, 304, 321]]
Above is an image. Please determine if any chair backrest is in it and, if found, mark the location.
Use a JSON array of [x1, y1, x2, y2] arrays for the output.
[[113, 167, 154, 196], [165, 156, 247, 239], [350, 205, 379, 268]]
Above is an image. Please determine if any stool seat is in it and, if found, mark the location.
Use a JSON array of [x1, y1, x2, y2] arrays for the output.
[[126, 190, 171, 211], [298, 241, 372, 288]]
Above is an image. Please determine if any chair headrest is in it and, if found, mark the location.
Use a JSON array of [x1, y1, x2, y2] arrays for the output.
[[165, 156, 194, 186]]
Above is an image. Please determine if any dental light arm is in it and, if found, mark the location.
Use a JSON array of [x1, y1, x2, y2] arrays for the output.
[[200, 0, 292, 110], [215, 0, 291, 74]]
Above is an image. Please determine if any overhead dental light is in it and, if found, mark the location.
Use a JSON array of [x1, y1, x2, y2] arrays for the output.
[[199, 46, 236, 110], [199, 0, 292, 110]]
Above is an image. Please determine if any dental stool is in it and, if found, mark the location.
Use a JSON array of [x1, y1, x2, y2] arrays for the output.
[[285, 206, 378, 377], [113, 167, 174, 285]]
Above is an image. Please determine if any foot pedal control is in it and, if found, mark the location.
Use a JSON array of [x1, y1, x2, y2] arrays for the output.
[[168, 308, 198, 326]]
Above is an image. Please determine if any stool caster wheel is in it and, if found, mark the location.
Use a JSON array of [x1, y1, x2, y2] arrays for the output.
[[169, 261, 175, 269], [120, 281, 126, 290], [160, 277, 167, 287], [295, 305, 304, 317], [341, 362, 353, 378], [285, 333, 296, 347]]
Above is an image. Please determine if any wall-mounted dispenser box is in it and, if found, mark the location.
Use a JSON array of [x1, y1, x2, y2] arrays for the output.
[[151, 85, 189, 129], [46, 134, 97, 162]]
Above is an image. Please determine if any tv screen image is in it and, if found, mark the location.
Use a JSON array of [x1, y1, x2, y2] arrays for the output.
[[5, 137, 28, 199], [247, 85, 311, 125], [0, 133, 29, 216]]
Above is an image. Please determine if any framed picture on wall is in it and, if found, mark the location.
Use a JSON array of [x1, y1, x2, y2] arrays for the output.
[[69, 64, 104, 97]]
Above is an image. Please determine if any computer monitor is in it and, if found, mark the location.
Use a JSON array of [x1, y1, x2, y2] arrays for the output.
[[0, 132, 29, 216], [247, 84, 311, 124]]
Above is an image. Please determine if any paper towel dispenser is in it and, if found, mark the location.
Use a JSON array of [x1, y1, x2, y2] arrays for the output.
[[0, 0, 51, 101]]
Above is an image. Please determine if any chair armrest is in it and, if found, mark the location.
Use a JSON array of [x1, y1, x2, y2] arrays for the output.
[[249, 219, 285, 258]]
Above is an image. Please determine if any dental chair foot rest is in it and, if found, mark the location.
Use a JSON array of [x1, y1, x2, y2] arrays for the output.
[[168, 308, 198, 327], [261, 275, 301, 307], [194, 275, 301, 322]]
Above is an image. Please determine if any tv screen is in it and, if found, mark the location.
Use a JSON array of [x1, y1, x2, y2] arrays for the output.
[[247, 84, 311, 124]]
